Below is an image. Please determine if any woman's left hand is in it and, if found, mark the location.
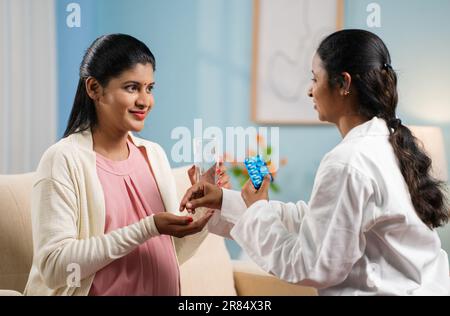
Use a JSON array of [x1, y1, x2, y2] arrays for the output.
[[188, 162, 231, 189], [241, 175, 270, 207]]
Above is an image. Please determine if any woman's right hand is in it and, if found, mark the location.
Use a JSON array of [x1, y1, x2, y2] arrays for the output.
[[153, 210, 214, 238], [179, 182, 223, 213]]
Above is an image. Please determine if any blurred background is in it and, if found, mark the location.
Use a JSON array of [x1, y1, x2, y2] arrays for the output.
[[1, 0, 449, 261]]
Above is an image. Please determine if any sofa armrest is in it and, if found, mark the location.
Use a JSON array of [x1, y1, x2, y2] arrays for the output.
[[232, 260, 317, 296], [0, 290, 23, 296]]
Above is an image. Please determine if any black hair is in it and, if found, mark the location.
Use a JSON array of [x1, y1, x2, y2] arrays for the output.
[[63, 34, 156, 138], [317, 29, 448, 228]]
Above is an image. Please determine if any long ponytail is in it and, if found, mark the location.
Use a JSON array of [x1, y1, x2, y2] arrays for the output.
[[389, 122, 448, 228], [63, 79, 97, 137]]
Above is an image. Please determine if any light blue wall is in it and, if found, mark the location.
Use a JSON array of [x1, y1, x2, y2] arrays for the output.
[[56, 0, 450, 259], [56, 0, 99, 137], [345, 0, 450, 136]]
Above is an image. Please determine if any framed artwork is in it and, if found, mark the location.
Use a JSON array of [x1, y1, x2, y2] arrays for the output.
[[251, 0, 345, 124]]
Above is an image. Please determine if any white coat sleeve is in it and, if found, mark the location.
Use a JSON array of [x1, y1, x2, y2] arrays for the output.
[[208, 188, 309, 238], [230, 163, 372, 289], [206, 189, 243, 239]]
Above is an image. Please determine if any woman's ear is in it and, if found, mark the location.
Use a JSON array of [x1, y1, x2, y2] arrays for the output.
[[85, 77, 101, 102], [340, 72, 352, 96]]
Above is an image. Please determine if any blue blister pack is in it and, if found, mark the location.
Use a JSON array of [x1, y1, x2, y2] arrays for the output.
[[244, 155, 273, 189]]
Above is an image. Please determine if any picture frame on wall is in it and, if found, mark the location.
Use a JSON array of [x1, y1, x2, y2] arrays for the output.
[[251, 0, 345, 125]]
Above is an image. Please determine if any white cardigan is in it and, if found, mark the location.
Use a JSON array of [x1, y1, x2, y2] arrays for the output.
[[24, 129, 208, 296]]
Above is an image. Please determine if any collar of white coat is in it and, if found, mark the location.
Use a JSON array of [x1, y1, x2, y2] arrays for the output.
[[342, 116, 390, 143]]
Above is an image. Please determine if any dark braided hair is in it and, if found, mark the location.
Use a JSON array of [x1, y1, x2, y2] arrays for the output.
[[317, 29, 448, 228]]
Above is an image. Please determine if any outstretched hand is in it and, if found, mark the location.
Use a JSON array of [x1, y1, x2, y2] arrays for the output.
[[153, 210, 214, 238]]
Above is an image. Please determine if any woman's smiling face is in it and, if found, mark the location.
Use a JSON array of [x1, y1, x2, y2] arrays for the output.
[[94, 63, 155, 134]]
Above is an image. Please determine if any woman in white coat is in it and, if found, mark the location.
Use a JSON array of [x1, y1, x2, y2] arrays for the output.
[[180, 29, 450, 295]]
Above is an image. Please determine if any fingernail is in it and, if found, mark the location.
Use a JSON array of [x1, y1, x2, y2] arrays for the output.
[[187, 202, 192, 208], [187, 217, 193, 223]]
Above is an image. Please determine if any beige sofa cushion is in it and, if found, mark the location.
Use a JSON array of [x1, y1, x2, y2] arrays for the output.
[[172, 166, 237, 296], [0, 173, 35, 293], [180, 234, 237, 296]]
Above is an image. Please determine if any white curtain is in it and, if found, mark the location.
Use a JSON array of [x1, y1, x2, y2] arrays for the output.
[[0, 0, 57, 174]]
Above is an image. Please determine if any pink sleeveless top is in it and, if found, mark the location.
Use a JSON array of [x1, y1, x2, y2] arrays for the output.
[[89, 140, 180, 296]]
